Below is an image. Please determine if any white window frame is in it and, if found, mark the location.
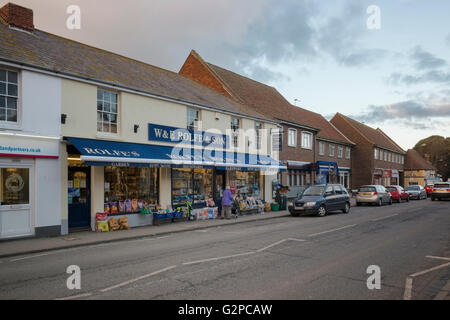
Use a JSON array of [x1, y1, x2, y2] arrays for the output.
[[374, 148, 379, 160], [187, 108, 200, 131], [384, 151, 388, 161], [319, 142, 325, 156], [97, 88, 119, 135], [301, 131, 313, 150], [231, 117, 240, 149], [329, 144, 335, 157], [288, 128, 297, 147], [255, 121, 263, 151], [337, 146, 343, 158], [0, 67, 20, 127], [346, 147, 351, 159]]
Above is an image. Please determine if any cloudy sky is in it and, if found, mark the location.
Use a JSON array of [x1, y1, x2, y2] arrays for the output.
[[10, 0, 450, 149]]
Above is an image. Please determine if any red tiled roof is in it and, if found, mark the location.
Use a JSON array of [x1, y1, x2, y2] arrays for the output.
[[334, 113, 405, 153], [405, 149, 436, 170]]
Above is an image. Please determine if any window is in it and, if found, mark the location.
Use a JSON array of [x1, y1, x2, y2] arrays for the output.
[[172, 168, 213, 206], [0, 69, 18, 123], [329, 144, 335, 157], [187, 108, 199, 131], [1, 168, 29, 205], [374, 148, 379, 160], [301, 132, 313, 149], [255, 122, 263, 150], [388, 152, 392, 162], [231, 117, 240, 148], [379, 150, 383, 161], [319, 142, 325, 156], [346, 147, 351, 159], [337, 146, 343, 158], [384, 151, 388, 161], [228, 171, 261, 198], [288, 128, 297, 147], [97, 89, 118, 134]]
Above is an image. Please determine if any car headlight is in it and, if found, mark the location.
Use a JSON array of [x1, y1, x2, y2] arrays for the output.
[[305, 202, 317, 207], [288, 201, 294, 207]]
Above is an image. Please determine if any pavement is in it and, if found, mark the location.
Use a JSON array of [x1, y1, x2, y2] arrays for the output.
[[0, 210, 291, 259], [0, 197, 448, 300]]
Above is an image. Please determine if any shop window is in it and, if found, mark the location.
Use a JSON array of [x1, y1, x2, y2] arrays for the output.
[[187, 108, 199, 131], [319, 142, 325, 156], [0, 69, 19, 123], [172, 168, 213, 207], [228, 170, 261, 199], [104, 167, 158, 212], [301, 132, 312, 149], [288, 128, 297, 147], [97, 89, 119, 134], [1, 168, 29, 205], [231, 117, 240, 148]]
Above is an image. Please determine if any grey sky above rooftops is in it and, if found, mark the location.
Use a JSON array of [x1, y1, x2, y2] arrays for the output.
[[9, 0, 450, 149]]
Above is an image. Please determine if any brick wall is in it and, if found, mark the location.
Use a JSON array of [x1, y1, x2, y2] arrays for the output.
[[280, 124, 315, 163], [315, 139, 351, 169], [0, 3, 34, 31], [179, 52, 232, 99]]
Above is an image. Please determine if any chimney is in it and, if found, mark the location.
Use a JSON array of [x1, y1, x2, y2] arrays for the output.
[[0, 3, 34, 32]]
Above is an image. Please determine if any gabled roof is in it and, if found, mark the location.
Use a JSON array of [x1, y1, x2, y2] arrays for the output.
[[332, 113, 405, 153], [405, 149, 436, 170], [0, 22, 272, 122]]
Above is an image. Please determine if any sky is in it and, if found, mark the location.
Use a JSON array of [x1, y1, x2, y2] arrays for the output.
[[8, 0, 450, 150]]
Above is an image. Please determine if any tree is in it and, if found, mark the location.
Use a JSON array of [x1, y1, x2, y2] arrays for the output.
[[413, 135, 450, 181]]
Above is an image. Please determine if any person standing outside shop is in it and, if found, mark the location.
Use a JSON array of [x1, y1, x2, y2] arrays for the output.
[[221, 185, 233, 220]]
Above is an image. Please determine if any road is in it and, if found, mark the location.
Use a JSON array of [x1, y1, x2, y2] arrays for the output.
[[0, 198, 449, 300]]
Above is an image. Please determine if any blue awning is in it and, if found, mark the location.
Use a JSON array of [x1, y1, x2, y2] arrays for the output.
[[66, 137, 286, 171]]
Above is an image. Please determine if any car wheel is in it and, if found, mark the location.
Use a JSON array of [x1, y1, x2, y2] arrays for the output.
[[290, 212, 299, 217], [397, 198, 402, 203], [431, 197, 435, 201], [342, 202, 350, 214], [357, 202, 362, 207], [378, 198, 382, 206], [317, 205, 327, 217], [406, 197, 409, 202], [389, 198, 393, 205]]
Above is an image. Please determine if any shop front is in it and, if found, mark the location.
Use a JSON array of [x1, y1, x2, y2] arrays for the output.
[[65, 137, 285, 231], [316, 161, 339, 184], [373, 168, 383, 185]]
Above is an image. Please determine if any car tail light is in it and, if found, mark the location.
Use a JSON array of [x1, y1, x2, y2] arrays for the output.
[[373, 192, 378, 195], [356, 192, 359, 195], [432, 189, 436, 192], [447, 189, 450, 192]]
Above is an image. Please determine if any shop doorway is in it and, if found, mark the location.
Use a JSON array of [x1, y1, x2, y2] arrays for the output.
[[214, 170, 226, 214], [0, 164, 33, 239], [68, 167, 91, 231]]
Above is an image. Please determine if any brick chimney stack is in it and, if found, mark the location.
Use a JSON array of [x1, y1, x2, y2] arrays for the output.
[[0, 3, 34, 32]]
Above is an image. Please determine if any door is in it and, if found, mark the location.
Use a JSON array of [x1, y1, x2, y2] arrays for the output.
[[324, 185, 337, 210], [68, 167, 91, 230], [214, 170, 226, 211], [0, 166, 33, 238]]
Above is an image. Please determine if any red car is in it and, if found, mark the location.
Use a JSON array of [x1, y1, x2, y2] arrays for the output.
[[425, 184, 434, 197], [386, 185, 409, 203]]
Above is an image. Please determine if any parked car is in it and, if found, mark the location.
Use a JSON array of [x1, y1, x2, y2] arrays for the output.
[[356, 185, 392, 206], [386, 185, 409, 203], [286, 185, 309, 202], [431, 182, 450, 201], [406, 185, 427, 200], [425, 184, 434, 197], [288, 184, 350, 217]]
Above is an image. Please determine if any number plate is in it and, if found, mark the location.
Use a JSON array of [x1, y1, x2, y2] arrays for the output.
[[362, 193, 372, 196], [295, 207, 305, 210]]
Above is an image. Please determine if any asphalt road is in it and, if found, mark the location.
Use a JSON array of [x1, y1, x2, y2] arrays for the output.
[[0, 198, 449, 300]]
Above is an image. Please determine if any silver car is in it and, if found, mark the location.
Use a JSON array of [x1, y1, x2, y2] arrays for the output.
[[356, 185, 392, 206], [431, 182, 450, 201], [406, 185, 427, 200]]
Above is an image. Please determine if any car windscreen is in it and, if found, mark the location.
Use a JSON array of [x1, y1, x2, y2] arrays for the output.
[[385, 187, 396, 191], [303, 186, 325, 196], [359, 186, 376, 192], [435, 184, 450, 188], [406, 186, 420, 190]]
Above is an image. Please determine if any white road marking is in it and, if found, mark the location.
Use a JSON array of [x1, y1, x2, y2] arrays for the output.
[[9, 252, 53, 262], [370, 214, 398, 222], [256, 238, 306, 253], [403, 277, 413, 300], [182, 252, 255, 266], [55, 292, 93, 300], [194, 230, 209, 233], [99, 265, 177, 293], [433, 280, 450, 300], [156, 235, 171, 239], [409, 262, 450, 278], [426, 255, 450, 261], [307, 224, 357, 237]]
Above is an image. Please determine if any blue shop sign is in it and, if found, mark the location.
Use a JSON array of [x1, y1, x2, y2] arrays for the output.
[[148, 123, 229, 148]]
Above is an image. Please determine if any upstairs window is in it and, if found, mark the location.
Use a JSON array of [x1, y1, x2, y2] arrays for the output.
[[231, 117, 240, 148], [337, 146, 343, 158], [187, 108, 199, 131], [97, 89, 118, 134], [288, 128, 297, 147], [301, 132, 313, 149], [329, 144, 335, 157], [346, 147, 351, 159], [374, 148, 379, 160], [255, 122, 263, 150], [0, 69, 18, 123], [319, 142, 325, 156]]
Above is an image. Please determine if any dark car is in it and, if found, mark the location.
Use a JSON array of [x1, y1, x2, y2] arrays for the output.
[[431, 182, 450, 201], [406, 185, 427, 200], [288, 184, 350, 217], [386, 185, 409, 203]]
